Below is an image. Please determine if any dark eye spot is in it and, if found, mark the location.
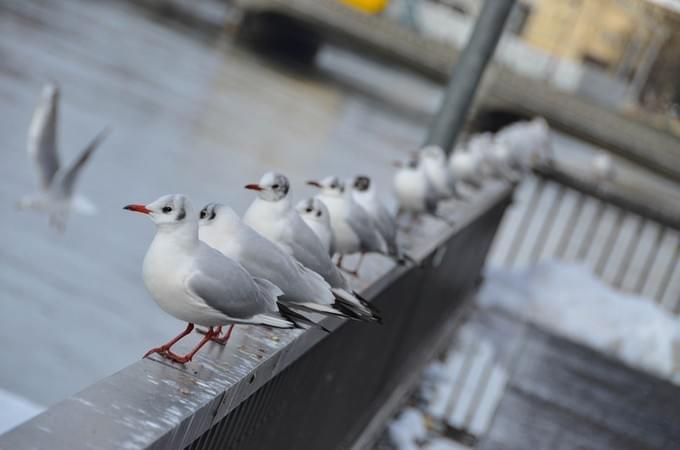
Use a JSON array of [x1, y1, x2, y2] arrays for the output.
[[305, 207, 313, 213], [330, 183, 337, 189], [272, 184, 279, 189], [162, 206, 173, 214]]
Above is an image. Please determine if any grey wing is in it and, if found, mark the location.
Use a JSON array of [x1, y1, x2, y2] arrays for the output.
[[239, 228, 306, 293], [346, 202, 386, 253], [373, 204, 398, 253], [425, 181, 439, 214], [186, 244, 274, 319], [53, 128, 109, 197], [289, 215, 348, 289], [446, 168, 458, 192], [328, 228, 337, 257], [27, 86, 60, 190]]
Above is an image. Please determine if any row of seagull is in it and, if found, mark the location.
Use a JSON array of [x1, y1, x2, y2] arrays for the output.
[[121, 135, 552, 364], [18, 84, 552, 364]]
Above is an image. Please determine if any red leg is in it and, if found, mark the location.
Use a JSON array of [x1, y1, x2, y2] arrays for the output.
[[163, 327, 218, 364], [336, 254, 344, 269], [212, 324, 235, 345], [349, 252, 366, 277], [143, 323, 194, 359]]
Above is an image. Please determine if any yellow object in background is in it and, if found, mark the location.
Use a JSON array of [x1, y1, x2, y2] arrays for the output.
[[339, 0, 389, 14]]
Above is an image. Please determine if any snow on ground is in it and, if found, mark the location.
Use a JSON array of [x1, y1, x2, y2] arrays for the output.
[[388, 408, 428, 450], [0, 388, 44, 435], [478, 261, 680, 383]]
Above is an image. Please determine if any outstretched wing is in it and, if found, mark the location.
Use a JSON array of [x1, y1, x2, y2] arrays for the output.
[[27, 83, 60, 190], [186, 244, 275, 319], [54, 127, 110, 197]]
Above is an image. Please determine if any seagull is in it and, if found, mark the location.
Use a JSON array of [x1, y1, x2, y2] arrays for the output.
[[124, 194, 298, 364], [466, 133, 517, 182], [18, 83, 110, 230], [448, 148, 484, 190], [199, 202, 365, 324], [393, 156, 450, 228], [243, 172, 380, 322], [495, 117, 553, 170], [592, 152, 617, 184], [418, 145, 462, 201], [296, 197, 335, 257], [309, 175, 402, 276], [351, 175, 416, 266]]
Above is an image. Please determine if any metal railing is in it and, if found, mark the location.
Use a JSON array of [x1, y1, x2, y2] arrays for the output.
[[0, 184, 512, 450], [489, 163, 680, 312]]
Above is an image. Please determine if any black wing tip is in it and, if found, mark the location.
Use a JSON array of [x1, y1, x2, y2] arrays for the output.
[[277, 302, 329, 332], [333, 294, 383, 324]]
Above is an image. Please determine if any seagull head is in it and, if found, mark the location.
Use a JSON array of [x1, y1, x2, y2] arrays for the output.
[[124, 194, 193, 227], [352, 175, 371, 192], [295, 197, 330, 224], [245, 172, 290, 202], [198, 202, 240, 229], [420, 145, 446, 163], [307, 175, 344, 197]]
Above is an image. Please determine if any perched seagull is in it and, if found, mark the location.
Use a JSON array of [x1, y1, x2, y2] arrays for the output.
[[18, 83, 110, 230], [308, 175, 389, 275], [393, 156, 449, 228], [199, 202, 363, 324], [296, 197, 335, 257], [351, 175, 415, 265], [592, 152, 617, 184], [124, 194, 297, 364], [418, 145, 462, 201], [466, 133, 516, 182], [448, 148, 484, 190], [243, 172, 380, 322], [465, 133, 497, 178], [495, 117, 553, 170]]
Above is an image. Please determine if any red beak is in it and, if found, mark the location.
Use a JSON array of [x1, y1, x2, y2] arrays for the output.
[[307, 181, 322, 188], [244, 184, 263, 191], [123, 204, 151, 214]]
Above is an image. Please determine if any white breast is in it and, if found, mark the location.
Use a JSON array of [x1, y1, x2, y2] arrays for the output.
[[142, 236, 228, 327], [318, 195, 360, 254], [394, 169, 427, 212], [302, 217, 333, 255]]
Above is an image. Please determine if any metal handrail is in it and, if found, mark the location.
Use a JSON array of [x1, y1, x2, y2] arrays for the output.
[[0, 183, 512, 450]]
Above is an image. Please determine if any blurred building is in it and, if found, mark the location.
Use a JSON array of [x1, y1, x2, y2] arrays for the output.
[[520, 0, 680, 112]]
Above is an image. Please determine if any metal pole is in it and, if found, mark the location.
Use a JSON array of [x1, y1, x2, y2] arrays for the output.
[[425, 0, 515, 153]]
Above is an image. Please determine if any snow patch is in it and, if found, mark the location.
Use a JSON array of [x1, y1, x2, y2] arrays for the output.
[[388, 408, 427, 450], [0, 388, 44, 435], [479, 261, 680, 382]]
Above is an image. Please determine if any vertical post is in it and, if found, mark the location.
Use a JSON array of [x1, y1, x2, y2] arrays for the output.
[[425, 0, 515, 154]]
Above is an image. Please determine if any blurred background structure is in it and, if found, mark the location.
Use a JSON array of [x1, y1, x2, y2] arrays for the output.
[[1, 0, 680, 448]]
